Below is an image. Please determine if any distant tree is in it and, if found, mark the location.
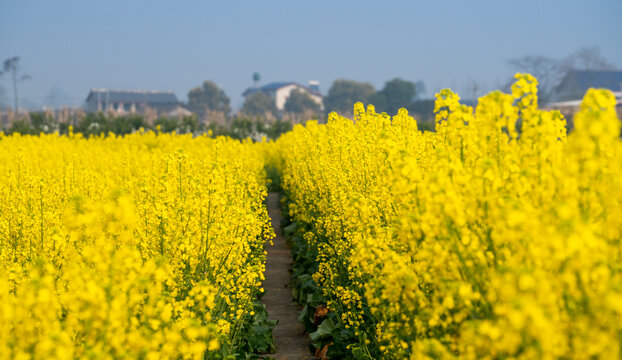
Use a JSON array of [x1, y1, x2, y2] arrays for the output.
[[414, 80, 426, 98], [253, 72, 261, 88], [187, 80, 231, 115], [29, 112, 56, 133], [153, 117, 179, 133], [8, 118, 37, 135], [507, 46, 616, 103], [0, 57, 31, 112], [284, 89, 321, 114], [407, 99, 436, 125], [563, 46, 616, 71], [265, 119, 293, 140], [323, 79, 375, 114], [370, 78, 417, 115], [75, 112, 105, 135], [108, 115, 147, 135], [507, 55, 562, 102], [241, 92, 277, 117], [368, 92, 388, 113], [179, 115, 199, 134], [204, 121, 230, 138], [73, 113, 148, 136], [228, 117, 256, 140]]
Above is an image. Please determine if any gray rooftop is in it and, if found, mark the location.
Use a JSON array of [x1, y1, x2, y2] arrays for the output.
[[563, 70, 622, 93], [86, 89, 179, 104], [242, 82, 322, 97]]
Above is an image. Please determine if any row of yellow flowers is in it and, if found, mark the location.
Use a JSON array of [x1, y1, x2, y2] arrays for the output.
[[276, 74, 622, 359], [0, 131, 274, 359]]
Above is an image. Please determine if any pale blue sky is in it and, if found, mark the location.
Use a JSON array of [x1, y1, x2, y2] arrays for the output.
[[1, 0, 621, 110]]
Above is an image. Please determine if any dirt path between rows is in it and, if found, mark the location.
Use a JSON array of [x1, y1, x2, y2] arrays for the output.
[[263, 193, 315, 360]]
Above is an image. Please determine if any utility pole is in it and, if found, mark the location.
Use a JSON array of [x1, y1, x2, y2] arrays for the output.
[[12, 64, 18, 112], [467, 80, 480, 105]]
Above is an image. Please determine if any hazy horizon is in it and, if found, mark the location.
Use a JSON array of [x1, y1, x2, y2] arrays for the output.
[[1, 0, 621, 111]]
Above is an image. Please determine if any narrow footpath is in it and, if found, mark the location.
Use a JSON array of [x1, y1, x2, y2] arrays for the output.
[[263, 193, 315, 360]]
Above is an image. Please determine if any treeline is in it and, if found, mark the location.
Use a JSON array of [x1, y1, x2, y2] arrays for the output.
[[323, 78, 430, 116], [190, 78, 437, 128], [2, 112, 293, 140], [2, 77, 439, 138]]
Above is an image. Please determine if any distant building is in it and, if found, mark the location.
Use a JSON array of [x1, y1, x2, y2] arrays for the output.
[[547, 91, 622, 111], [546, 71, 622, 128], [242, 81, 323, 111], [552, 70, 622, 102], [85, 89, 189, 116]]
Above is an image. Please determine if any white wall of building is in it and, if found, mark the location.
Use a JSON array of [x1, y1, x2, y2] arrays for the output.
[[308, 93, 323, 110], [275, 84, 298, 111], [274, 84, 324, 111]]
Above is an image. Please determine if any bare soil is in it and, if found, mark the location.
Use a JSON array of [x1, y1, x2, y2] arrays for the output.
[[263, 193, 316, 360]]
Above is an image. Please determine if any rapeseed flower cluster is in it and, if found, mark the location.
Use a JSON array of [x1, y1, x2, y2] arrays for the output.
[[277, 74, 622, 359], [0, 131, 273, 359]]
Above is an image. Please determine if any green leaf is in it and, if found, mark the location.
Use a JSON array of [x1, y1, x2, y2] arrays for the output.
[[309, 317, 336, 341], [283, 222, 297, 236], [351, 347, 374, 360], [298, 304, 309, 323]]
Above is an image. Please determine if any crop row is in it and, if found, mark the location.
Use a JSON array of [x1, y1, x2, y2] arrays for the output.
[[276, 74, 622, 359], [0, 132, 274, 359]]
